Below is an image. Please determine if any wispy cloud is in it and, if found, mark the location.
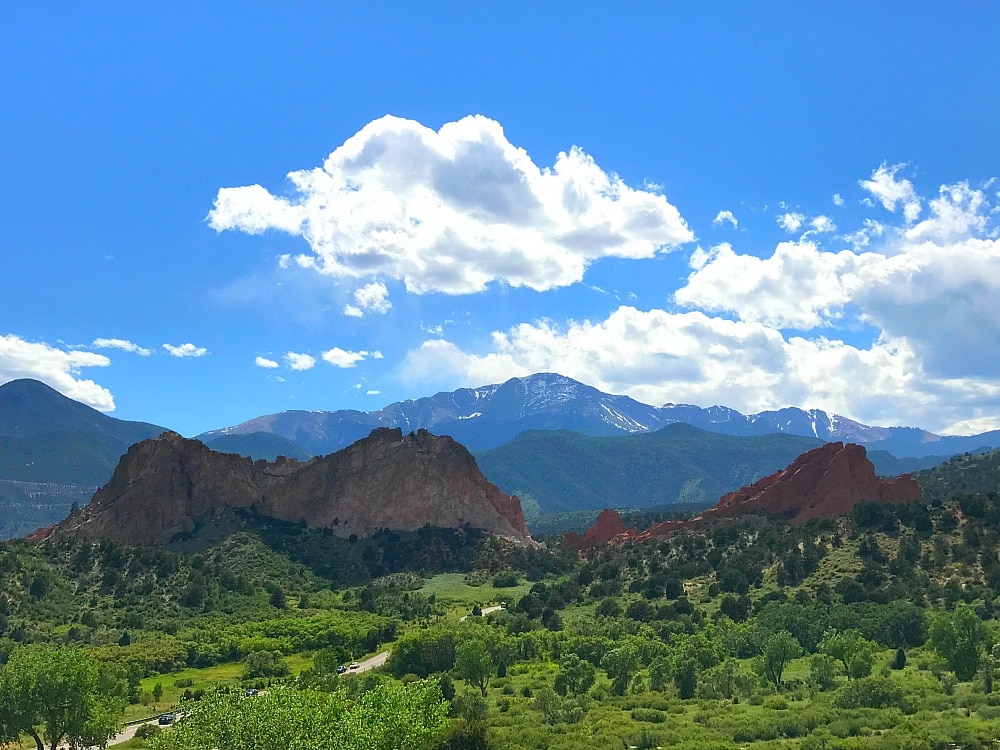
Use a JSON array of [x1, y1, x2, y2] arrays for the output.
[[322, 347, 383, 368], [92, 338, 152, 356], [163, 343, 209, 358], [712, 210, 738, 228], [776, 212, 805, 233], [860, 162, 921, 222]]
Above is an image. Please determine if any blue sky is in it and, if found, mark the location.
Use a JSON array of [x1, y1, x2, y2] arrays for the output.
[[3, 4, 1000, 437]]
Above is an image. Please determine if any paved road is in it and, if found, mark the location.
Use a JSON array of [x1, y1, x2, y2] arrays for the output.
[[58, 715, 161, 748], [353, 650, 390, 673], [460, 604, 504, 621], [110, 719, 156, 745], [76, 650, 392, 747]]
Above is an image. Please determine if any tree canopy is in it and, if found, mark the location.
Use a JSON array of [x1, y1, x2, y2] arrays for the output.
[[0, 645, 124, 750], [150, 680, 448, 750]]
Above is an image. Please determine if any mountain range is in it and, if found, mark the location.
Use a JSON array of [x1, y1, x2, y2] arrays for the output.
[[198, 372, 1000, 459], [3, 373, 999, 539]]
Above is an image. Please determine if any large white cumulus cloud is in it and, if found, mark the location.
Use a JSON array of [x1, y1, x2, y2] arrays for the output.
[[209, 115, 693, 294], [675, 178, 1000, 382], [0, 334, 115, 410], [403, 166, 1000, 434]]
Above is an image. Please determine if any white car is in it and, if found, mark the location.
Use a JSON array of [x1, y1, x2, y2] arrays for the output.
[[349, 661, 360, 670]]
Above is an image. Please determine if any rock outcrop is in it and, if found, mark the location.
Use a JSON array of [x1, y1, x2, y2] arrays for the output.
[[36, 428, 532, 546], [704, 441, 921, 524], [564, 508, 634, 549], [565, 442, 922, 548]]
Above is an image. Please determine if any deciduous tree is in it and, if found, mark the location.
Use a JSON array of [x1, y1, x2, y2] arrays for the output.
[[755, 631, 801, 689], [454, 639, 493, 697], [929, 603, 988, 681], [0, 645, 124, 750]]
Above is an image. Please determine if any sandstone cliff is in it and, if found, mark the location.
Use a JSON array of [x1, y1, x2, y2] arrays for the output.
[[567, 441, 923, 547], [704, 441, 922, 524], [38, 428, 532, 546], [564, 508, 634, 549]]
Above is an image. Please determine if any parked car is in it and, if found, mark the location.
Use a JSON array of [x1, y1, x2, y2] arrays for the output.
[[244, 688, 258, 697], [336, 665, 346, 674], [349, 661, 360, 670], [158, 713, 176, 725], [499, 601, 507, 609]]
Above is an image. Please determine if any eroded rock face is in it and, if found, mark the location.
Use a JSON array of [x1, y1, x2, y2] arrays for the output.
[[564, 508, 634, 549], [564, 442, 922, 548], [39, 428, 532, 546], [705, 441, 922, 524]]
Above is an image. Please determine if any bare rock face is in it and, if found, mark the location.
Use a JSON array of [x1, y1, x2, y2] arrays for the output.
[[564, 508, 634, 549], [705, 441, 922, 524], [39, 428, 532, 546], [563, 442, 922, 549]]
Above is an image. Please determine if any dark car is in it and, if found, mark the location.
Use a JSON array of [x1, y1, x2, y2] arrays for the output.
[[244, 688, 258, 697], [336, 665, 347, 674], [158, 713, 176, 725]]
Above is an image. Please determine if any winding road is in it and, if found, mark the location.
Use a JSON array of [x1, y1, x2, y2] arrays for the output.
[[86, 650, 393, 747]]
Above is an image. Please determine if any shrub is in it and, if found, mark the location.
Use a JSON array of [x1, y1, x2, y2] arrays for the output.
[[596, 598, 621, 618], [833, 677, 907, 709], [134, 724, 161, 740], [631, 708, 666, 723], [492, 572, 519, 588]]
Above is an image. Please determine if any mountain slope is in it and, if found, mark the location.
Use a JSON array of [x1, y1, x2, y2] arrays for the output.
[[198, 372, 1000, 458], [473, 424, 827, 514], [913, 447, 1000, 504], [0, 379, 166, 538]]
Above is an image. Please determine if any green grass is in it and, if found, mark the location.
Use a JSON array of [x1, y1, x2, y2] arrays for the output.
[[138, 652, 314, 708], [419, 572, 531, 615]]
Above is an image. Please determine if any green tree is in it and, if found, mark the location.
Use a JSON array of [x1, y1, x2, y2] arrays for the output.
[[819, 629, 876, 680], [809, 654, 839, 691], [648, 657, 671, 692], [532, 686, 562, 725], [754, 631, 801, 689], [152, 681, 447, 750], [555, 654, 595, 696], [673, 657, 698, 699], [928, 603, 988, 681], [454, 639, 493, 697], [0, 645, 124, 750], [601, 645, 640, 696], [980, 643, 1000, 693], [269, 587, 287, 609], [242, 650, 290, 679]]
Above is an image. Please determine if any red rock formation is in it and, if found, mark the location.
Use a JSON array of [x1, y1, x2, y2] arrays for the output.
[[565, 508, 635, 549], [39, 428, 533, 546], [704, 441, 921, 524], [564, 442, 922, 548], [634, 518, 684, 542]]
